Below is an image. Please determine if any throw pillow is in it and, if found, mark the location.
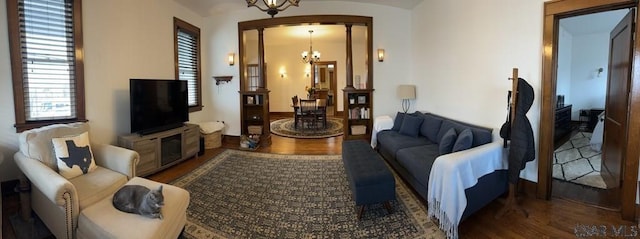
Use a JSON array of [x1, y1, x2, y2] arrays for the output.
[[399, 114, 424, 137], [52, 132, 97, 179], [439, 128, 457, 155], [419, 113, 443, 143], [453, 128, 474, 152], [391, 112, 405, 131]]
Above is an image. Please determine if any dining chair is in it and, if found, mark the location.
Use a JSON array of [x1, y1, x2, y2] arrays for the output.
[[292, 96, 301, 128], [315, 99, 328, 129], [299, 99, 317, 130]]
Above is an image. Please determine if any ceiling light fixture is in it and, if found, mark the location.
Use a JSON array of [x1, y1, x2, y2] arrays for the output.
[[246, 0, 300, 18], [301, 30, 320, 65]]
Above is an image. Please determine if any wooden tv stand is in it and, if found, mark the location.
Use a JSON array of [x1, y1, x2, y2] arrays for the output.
[[118, 123, 200, 176]]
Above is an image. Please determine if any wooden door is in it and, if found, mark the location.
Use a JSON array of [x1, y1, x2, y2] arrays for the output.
[[601, 10, 634, 189]]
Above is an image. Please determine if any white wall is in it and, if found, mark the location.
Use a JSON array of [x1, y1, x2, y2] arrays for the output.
[[0, 0, 207, 181], [557, 25, 573, 107], [411, 0, 544, 182], [568, 33, 609, 120], [206, 1, 413, 136]]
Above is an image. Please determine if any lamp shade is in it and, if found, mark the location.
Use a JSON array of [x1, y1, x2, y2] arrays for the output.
[[397, 85, 416, 100]]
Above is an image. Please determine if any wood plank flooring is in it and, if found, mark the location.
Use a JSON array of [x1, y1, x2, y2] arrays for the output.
[[3, 132, 637, 238]]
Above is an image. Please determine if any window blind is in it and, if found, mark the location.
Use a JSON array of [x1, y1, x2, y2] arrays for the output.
[[19, 0, 76, 121], [177, 29, 199, 107]]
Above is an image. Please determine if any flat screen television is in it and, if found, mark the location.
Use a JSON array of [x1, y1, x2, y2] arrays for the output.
[[130, 79, 189, 135]]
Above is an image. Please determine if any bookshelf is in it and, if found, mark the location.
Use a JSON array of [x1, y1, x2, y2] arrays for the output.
[[343, 88, 374, 140], [239, 90, 271, 146]]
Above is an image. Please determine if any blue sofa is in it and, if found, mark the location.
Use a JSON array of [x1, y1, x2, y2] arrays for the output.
[[376, 112, 508, 222]]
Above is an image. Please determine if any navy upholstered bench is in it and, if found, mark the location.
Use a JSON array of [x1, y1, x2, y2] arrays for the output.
[[342, 140, 396, 219]]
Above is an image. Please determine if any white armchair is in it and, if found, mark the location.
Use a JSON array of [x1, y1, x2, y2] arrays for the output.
[[14, 123, 139, 239]]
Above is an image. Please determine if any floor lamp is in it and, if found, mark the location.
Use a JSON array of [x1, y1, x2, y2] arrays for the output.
[[397, 85, 416, 113]]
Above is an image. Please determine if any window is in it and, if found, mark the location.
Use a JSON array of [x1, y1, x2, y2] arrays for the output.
[[174, 17, 202, 112], [7, 0, 86, 132]]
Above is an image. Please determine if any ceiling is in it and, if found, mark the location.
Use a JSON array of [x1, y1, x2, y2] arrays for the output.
[[560, 9, 628, 35], [174, 0, 423, 17]]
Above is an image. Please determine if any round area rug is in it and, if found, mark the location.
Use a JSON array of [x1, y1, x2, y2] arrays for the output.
[[270, 118, 343, 139]]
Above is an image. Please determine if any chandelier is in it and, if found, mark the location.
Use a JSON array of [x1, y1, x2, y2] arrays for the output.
[[246, 0, 300, 18], [301, 30, 320, 64]]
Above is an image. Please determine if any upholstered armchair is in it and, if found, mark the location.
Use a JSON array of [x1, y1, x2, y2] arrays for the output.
[[14, 122, 139, 239]]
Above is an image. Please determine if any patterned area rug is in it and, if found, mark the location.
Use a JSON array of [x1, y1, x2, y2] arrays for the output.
[[270, 118, 343, 139], [553, 132, 608, 189], [172, 150, 444, 238]]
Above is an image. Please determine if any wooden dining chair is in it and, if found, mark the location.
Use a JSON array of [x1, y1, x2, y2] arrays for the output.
[[315, 99, 327, 129], [299, 99, 317, 129], [292, 96, 301, 128]]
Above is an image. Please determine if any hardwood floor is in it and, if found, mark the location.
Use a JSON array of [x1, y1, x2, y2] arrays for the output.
[[3, 133, 636, 238]]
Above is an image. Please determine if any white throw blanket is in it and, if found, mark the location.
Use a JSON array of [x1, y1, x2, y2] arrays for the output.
[[370, 115, 394, 148], [427, 131, 507, 239]]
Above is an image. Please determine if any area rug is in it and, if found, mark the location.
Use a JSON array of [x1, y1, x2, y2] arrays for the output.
[[171, 150, 444, 238], [553, 132, 608, 189], [270, 117, 343, 139]]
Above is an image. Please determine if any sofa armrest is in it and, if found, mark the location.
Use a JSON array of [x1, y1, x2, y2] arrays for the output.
[[14, 152, 78, 208], [92, 144, 139, 179], [427, 130, 507, 238], [371, 115, 394, 148]]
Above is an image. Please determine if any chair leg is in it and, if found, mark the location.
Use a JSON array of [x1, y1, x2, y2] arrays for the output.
[[357, 205, 365, 220], [383, 201, 393, 214]]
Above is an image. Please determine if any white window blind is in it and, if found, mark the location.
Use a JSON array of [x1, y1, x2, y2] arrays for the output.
[[177, 29, 199, 107], [19, 0, 76, 120]]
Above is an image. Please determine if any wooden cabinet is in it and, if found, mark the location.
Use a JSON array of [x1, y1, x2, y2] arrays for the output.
[[555, 104, 572, 142], [240, 91, 271, 146], [118, 123, 200, 177], [343, 89, 374, 140]]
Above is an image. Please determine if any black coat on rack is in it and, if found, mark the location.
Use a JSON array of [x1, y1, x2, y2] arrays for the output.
[[508, 78, 535, 184]]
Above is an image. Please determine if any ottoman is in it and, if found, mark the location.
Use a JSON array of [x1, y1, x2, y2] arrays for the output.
[[76, 177, 190, 239], [342, 140, 396, 219]]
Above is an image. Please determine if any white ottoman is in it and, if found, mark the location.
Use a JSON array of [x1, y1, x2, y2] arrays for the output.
[[76, 177, 190, 239]]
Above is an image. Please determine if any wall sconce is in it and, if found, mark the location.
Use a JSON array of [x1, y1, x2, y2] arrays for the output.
[[377, 49, 385, 62], [279, 67, 286, 78], [228, 53, 235, 66]]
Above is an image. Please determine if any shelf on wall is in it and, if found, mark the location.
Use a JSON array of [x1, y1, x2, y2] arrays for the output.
[[213, 76, 233, 85]]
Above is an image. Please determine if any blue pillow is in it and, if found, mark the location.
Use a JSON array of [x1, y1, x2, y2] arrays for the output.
[[391, 112, 405, 131], [420, 113, 443, 143], [439, 128, 457, 155], [399, 114, 424, 137], [453, 128, 473, 152]]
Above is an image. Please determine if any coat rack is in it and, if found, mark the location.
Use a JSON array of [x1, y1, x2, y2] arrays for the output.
[[496, 68, 529, 219]]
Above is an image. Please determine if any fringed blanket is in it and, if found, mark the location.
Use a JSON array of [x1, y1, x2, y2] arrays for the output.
[[427, 134, 507, 239]]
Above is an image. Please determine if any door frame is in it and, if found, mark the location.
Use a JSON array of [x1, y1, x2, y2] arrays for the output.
[[539, 0, 640, 220], [311, 61, 338, 115]]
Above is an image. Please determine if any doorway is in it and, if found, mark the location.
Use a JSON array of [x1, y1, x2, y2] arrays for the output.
[[311, 61, 338, 116], [552, 10, 628, 209], [540, 0, 640, 220]]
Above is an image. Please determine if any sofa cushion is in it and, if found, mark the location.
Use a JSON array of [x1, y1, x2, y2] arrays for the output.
[[377, 130, 432, 157], [391, 112, 405, 131], [453, 128, 473, 152], [70, 166, 128, 210], [439, 128, 457, 155], [52, 132, 98, 179], [396, 144, 440, 188], [399, 114, 423, 137], [18, 122, 90, 171], [419, 113, 443, 143]]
